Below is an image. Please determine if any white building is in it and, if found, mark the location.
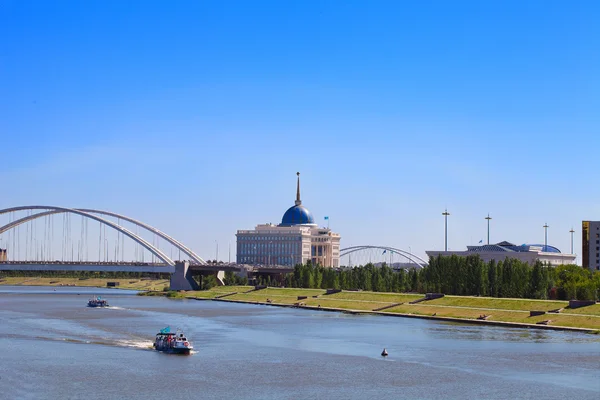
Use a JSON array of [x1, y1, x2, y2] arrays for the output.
[[582, 221, 600, 271], [426, 241, 576, 266], [236, 173, 341, 267]]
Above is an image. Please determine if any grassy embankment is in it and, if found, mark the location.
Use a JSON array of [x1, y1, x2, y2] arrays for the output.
[[173, 287, 600, 331], [2, 277, 598, 331], [0, 276, 169, 291]]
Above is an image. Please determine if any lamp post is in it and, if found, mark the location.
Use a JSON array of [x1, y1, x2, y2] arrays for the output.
[[569, 228, 575, 254], [442, 209, 450, 251], [543, 223, 549, 251], [485, 214, 492, 245]]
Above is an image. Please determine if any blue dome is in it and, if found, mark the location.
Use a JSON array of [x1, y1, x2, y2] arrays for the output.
[[526, 244, 561, 253], [280, 205, 315, 226]]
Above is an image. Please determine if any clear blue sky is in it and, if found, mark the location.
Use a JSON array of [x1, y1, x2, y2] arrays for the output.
[[1, 0, 598, 262]]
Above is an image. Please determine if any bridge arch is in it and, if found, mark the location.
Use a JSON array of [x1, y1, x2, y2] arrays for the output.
[[78, 209, 206, 264], [339, 246, 428, 269], [0, 206, 176, 266], [0, 207, 205, 265]]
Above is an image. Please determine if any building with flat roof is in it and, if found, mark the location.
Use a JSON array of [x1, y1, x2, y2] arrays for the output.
[[582, 221, 600, 271], [236, 173, 341, 267], [426, 241, 576, 266]]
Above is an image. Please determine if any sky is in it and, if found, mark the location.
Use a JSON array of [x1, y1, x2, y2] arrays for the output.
[[1, 0, 599, 263]]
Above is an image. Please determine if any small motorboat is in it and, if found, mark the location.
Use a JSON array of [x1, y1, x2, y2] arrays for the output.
[[87, 296, 109, 307], [153, 327, 193, 355]]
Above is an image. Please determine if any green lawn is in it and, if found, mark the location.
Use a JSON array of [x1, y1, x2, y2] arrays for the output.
[[0, 277, 170, 291], [329, 291, 423, 303], [208, 285, 253, 294], [427, 296, 569, 312], [260, 288, 327, 297], [225, 293, 300, 304], [384, 304, 600, 330], [563, 304, 600, 316], [303, 298, 389, 311]]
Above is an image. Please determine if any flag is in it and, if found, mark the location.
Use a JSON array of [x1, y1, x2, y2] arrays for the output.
[[478, 240, 483, 243], [160, 326, 171, 334], [382, 250, 386, 255], [324, 216, 329, 220]]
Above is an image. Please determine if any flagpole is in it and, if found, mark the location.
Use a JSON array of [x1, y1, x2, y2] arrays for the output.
[[485, 214, 492, 245]]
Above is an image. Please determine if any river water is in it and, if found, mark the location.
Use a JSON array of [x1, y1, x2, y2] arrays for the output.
[[0, 286, 598, 400]]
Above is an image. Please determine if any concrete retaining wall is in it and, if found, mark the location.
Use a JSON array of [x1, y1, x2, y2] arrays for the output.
[[569, 300, 596, 309]]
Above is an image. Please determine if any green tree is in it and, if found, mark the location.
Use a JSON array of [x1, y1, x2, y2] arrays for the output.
[[529, 260, 544, 299]]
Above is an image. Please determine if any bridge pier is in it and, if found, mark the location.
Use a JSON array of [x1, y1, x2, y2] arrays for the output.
[[216, 270, 225, 286], [169, 261, 200, 291]]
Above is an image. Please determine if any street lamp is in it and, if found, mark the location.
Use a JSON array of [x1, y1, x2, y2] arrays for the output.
[[485, 214, 492, 245], [543, 223, 549, 251], [569, 228, 575, 254], [442, 209, 450, 251]]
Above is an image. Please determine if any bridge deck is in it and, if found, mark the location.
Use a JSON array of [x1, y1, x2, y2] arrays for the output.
[[189, 264, 241, 272]]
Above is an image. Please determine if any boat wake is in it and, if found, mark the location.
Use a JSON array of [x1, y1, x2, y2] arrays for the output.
[[14, 334, 155, 351], [114, 339, 155, 350], [63, 337, 155, 351]]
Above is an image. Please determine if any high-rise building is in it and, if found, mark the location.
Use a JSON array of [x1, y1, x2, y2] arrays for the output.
[[236, 173, 341, 267], [582, 221, 600, 271]]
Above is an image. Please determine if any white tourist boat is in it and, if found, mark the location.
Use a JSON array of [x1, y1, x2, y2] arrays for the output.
[[87, 296, 109, 307], [153, 327, 193, 355]]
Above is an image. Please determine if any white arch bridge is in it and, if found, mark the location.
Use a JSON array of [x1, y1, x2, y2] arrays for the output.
[[0, 205, 234, 290], [339, 246, 428, 269], [0, 205, 206, 266]]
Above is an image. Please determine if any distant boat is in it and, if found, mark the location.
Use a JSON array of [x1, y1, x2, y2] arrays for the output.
[[381, 348, 388, 357], [153, 327, 193, 355], [87, 297, 109, 308]]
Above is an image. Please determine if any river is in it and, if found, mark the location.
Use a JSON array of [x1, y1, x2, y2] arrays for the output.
[[0, 286, 598, 399]]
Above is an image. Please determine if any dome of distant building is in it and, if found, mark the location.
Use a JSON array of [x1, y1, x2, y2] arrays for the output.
[[280, 205, 315, 226], [525, 244, 561, 253], [279, 172, 317, 226], [466, 241, 563, 254]]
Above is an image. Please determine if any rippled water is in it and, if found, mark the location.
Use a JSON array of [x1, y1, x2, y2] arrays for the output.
[[0, 286, 598, 399]]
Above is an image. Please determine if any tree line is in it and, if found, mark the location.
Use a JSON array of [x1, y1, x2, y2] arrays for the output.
[[267, 255, 600, 301]]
